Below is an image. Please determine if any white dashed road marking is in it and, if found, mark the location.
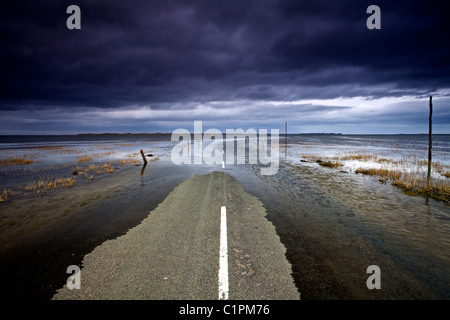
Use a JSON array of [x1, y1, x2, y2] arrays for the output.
[[218, 205, 229, 300]]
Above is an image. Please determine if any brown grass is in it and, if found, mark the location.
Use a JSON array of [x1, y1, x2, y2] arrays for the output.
[[391, 179, 450, 203], [74, 162, 117, 178], [0, 158, 37, 166], [102, 163, 114, 173], [340, 154, 374, 161], [23, 177, 76, 193], [319, 161, 344, 168], [356, 167, 449, 203], [301, 154, 323, 162], [119, 158, 140, 165], [0, 188, 22, 202], [355, 167, 402, 181], [377, 157, 394, 164], [76, 155, 93, 163], [296, 146, 450, 202], [0, 189, 8, 202]]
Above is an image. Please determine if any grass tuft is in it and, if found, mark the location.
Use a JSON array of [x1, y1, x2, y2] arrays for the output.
[[319, 161, 344, 168], [76, 155, 93, 163], [0, 158, 36, 166], [23, 177, 76, 194], [0, 189, 8, 202], [356, 167, 449, 203]]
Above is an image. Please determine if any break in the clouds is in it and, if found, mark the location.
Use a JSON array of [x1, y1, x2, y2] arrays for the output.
[[1, 0, 449, 134]]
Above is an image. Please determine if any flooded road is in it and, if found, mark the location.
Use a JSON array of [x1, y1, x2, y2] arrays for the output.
[[228, 161, 450, 299], [0, 160, 215, 299], [1, 140, 450, 299]]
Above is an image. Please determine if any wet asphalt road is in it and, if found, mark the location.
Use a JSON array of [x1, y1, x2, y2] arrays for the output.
[[52, 172, 299, 300]]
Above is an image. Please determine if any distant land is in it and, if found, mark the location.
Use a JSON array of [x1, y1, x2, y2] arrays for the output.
[[73, 132, 449, 136], [77, 132, 343, 136], [77, 133, 171, 135]]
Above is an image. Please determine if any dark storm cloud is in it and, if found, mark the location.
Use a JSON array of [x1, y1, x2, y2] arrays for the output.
[[0, 0, 449, 133]]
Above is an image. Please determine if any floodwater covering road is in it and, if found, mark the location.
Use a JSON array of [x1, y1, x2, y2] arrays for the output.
[[52, 171, 299, 300], [1, 146, 449, 300]]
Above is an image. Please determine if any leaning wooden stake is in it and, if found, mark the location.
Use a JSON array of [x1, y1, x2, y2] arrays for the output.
[[140, 149, 148, 164], [427, 96, 432, 188]]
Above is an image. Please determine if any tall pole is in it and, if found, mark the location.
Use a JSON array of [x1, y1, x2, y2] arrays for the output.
[[285, 121, 287, 146], [427, 96, 432, 188]]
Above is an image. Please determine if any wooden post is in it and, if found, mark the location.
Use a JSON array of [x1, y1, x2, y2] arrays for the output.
[[427, 96, 432, 188], [140, 149, 148, 164]]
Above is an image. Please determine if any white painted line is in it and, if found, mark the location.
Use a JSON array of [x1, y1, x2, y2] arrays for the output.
[[218, 205, 229, 300]]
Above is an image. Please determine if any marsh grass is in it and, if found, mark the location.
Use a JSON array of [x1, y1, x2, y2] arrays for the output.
[[298, 147, 450, 203], [356, 167, 449, 203], [0, 146, 160, 203], [76, 155, 93, 163], [391, 178, 450, 203], [75, 163, 115, 177], [119, 153, 140, 165], [120, 158, 139, 165], [0, 189, 8, 202], [340, 154, 375, 161], [70, 154, 159, 182], [355, 167, 402, 182], [433, 162, 450, 178], [301, 154, 324, 162], [103, 163, 114, 173], [0, 188, 20, 203], [319, 161, 344, 168], [23, 177, 76, 194], [0, 157, 37, 167]]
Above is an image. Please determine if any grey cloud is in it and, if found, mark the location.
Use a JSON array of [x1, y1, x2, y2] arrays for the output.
[[0, 0, 449, 134]]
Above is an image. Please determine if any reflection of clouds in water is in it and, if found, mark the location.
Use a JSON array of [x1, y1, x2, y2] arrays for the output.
[[1, 140, 174, 167], [283, 135, 450, 180], [0, 138, 176, 194]]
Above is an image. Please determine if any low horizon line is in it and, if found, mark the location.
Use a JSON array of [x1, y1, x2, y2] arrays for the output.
[[0, 132, 449, 136]]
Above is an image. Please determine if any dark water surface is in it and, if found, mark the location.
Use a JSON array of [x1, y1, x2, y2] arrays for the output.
[[1, 134, 449, 299]]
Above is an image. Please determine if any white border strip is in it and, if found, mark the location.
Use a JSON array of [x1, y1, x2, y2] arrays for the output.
[[218, 206, 229, 300]]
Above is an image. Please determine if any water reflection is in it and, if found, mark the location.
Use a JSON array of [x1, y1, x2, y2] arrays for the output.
[[1, 134, 449, 299]]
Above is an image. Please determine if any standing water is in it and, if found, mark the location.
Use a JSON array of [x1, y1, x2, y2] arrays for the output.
[[0, 134, 449, 299]]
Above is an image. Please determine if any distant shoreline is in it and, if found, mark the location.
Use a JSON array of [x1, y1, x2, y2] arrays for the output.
[[0, 133, 449, 137], [77, 132, 171, 136], [75, 132, 448, 136]]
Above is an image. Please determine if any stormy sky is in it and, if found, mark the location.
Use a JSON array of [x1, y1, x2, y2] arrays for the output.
[[1, 0, 449, 134]]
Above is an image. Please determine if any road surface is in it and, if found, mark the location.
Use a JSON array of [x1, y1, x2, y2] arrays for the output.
[[53, 171, 299, 300]]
